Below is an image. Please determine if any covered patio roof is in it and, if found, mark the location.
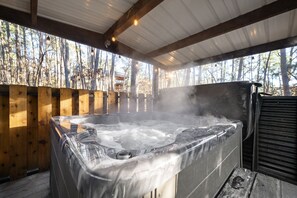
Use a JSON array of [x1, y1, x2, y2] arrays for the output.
[[0, 0, 297, 70]]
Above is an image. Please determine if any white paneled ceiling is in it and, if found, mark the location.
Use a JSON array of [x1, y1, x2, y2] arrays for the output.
[[0, 0, 296, 68], [0, 0, 30, 13]]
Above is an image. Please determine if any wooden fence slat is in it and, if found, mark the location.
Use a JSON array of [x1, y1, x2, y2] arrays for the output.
[[60, 88, 72, 116], [129, 93, 137, 113], [9, 85, 27, 179], [38, 87, 52, 171], [94, 91, 103, 115], [72, 90, 79, 115], [0, 86, 9, 178], [119, 92, 128, 113], [138, 94, 145, 112], [108, 91, 118, 114], [27, 88, 38, 171], [78, 90, 89, 115], [89, 91, 94, 114], [103, 92, 108, 114], [51, 89, 60, 117]]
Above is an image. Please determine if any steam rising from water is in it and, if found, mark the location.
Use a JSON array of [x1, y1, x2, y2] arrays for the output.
[[80, 114, 232, 151]]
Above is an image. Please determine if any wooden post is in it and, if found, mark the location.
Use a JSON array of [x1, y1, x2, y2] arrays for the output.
[[119, 92, 128, 113], [60, 88, 72, 116], [0, 86, 9, 178], [9, 85, 27, 179], [94, 91, 103, 115], [38, 87, 52, 171], [27, 87, 38, 172], [138, 93, 145, 112], [78, 90, 89, 115], [108, 91, 118, 114]]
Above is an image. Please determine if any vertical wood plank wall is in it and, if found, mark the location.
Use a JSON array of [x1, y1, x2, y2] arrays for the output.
[[9, 85, 27, 179], [0, 85, 153, 181]]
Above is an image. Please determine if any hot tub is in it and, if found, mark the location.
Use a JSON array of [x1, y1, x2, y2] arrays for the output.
[[50, 112, 242, 198]]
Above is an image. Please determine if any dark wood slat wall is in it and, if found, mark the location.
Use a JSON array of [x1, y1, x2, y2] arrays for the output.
[[0, 86, 9, 179], [0, 85, 153, 181], [256, 96, 297, 185]]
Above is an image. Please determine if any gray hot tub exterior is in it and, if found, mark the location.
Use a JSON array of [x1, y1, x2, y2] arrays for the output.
[[50, 112, 242, 198]]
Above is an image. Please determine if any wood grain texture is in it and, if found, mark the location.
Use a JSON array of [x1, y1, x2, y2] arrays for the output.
[[250, 173, 281, 198], [78, 90, 89, 115], [108, 91, 118, 114], [51, 89, 60, 117], [60, 88, 72, 116], [94, 91, 103, 115], [119, 92, 128, 113], [104, 0, 164, 38], [38, 87, 52, 171], [0, 171, 50, 198], [27, 90, 38, 171], [9, 85, 27, 179], [0, 87, 9, 178]]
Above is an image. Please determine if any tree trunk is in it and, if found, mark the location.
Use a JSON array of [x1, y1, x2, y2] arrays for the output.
[[91, 49, 100, 90], [263, 51, 271, 92], [131, 60, 138, 97], [184, 68, 191, 86], [63, 39, 70, 88], [198, 66, 202, 84], [231, 59, 235, 81], [256, 54, 261, 82], [280, 49, 291, 96], [110, 54, 115, 91], [22, 26, 27, 85], [237, 57, 243, 80], [5, 21, 13, 83]]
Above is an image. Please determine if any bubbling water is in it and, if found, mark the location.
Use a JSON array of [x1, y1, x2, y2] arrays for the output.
[[83, 120, 194, 151]]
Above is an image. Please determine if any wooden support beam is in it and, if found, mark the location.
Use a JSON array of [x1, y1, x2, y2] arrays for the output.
[[168, 36, 297, 71], [146, 0, 297, 58], [104, 0, 164, 39], [78, 90, 89, 115], [30, 0, 38, 26], [0, 5, 165, 69]]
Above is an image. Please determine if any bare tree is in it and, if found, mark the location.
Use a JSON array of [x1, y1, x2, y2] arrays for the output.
[[280, 49, 291, 96]]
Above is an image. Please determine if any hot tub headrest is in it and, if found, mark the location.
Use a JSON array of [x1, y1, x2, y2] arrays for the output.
[[156, 81, 261, 140]]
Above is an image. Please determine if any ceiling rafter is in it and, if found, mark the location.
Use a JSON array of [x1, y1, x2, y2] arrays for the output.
[[146, 0, 297, 58], [167, 36, 297, 71], [30, 0, 38, 25], [0, 5, 166, 69], [104, 0, 164, 40]]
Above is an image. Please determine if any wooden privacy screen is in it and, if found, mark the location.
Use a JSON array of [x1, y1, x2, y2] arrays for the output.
[[0, 85, 153, 181]]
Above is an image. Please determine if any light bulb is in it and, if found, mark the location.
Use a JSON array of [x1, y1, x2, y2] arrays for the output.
[[111, 36, 116, 42], [133, 19, 138, 26], [46, 36, 51, 45]]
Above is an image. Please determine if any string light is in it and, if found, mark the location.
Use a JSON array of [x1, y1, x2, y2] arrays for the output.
[[46, 36, 51, 45], [133, 19, 138, 26], [111, 36, 116, 42], [91, 49, 94, 56]]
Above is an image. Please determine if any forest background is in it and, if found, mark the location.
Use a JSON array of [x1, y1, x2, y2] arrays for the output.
[[0, 20, 296, 96]]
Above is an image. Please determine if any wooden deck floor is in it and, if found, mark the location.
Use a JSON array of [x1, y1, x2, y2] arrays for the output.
[[0, 171, 50, 198], [0, 169, 296, 198]]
